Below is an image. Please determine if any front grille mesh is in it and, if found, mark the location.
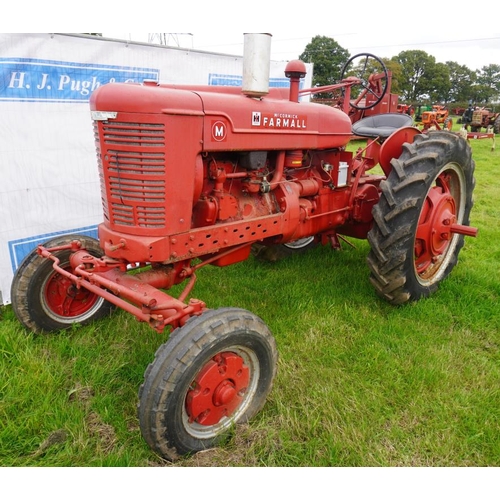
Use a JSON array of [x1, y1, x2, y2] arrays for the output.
[[95, 121, 166, 228]]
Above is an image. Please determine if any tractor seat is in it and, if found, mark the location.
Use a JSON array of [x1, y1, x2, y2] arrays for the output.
[[352, 113, 414, 139]]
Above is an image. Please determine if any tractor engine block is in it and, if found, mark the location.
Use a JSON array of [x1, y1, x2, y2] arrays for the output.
[[90, 80, 374, 268]]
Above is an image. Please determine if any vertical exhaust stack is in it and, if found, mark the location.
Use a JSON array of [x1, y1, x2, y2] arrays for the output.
[[242, 33, 272, 97]]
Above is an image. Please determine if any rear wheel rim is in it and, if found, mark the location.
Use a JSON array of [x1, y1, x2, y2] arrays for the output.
[[284, 236, 315, 250], [414, 163, 465, 284]]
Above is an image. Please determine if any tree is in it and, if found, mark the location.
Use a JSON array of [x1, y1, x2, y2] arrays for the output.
[[299, 35, 350, 87], [445, 61, 477, 103], [391, 50, 443, 102], [475, 64, 500, 104], [383, 58, 403, 96], [295, 38, 498, 107], [428, 62, 451, 103]]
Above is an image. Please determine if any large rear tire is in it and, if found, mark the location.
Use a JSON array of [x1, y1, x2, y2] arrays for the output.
[[11, 235, 115, 333], [367, 131, 475, 305], [138, 307, 278, 461]]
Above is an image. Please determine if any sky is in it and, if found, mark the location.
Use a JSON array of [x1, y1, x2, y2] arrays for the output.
[[7, 0, 499, 71], [104, 30, 499, 72], [95, 0, 499, 72]]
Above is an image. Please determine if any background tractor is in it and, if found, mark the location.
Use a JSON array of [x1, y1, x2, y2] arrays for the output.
[[418, 105, 453, 131], [468, 107, 500, 133], [413, 104, 433, 122], [10, 35, 478, 461]]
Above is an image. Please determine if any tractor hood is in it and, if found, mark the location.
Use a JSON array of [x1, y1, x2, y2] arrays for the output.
[[90, 81, 353, 151]]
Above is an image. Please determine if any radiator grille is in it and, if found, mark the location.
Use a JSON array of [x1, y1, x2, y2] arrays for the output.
[[95, 121, 166, 228]]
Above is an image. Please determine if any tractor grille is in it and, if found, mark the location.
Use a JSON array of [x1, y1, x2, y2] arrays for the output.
[[95, 121, 166, 229]]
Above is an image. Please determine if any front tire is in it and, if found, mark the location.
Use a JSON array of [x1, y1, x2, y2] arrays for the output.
[[11, 235, 114, 333], [367, 131, 475, 305], [138, 307, 278, 461]]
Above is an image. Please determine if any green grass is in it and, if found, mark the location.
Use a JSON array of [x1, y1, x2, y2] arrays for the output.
[[1, 128, 499, 467]]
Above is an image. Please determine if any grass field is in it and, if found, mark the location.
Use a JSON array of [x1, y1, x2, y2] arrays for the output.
[[1, 123, 499, 467]]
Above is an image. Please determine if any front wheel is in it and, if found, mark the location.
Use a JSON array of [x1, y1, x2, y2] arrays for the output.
[[10, 235, 115, 333], [138, 307, 278, 461], [367, 131, 476, 305]]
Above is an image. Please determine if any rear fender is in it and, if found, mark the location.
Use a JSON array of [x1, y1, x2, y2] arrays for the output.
[[379, 126, 421, 176]]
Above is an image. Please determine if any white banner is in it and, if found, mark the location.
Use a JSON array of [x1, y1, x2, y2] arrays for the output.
[[0, 33, 312, 304]]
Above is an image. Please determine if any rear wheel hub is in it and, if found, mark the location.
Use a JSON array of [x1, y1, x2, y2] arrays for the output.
[[415, 175, 457, 274]]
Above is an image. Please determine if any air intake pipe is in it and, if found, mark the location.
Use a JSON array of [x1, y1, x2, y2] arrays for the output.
[[285, 60, 307, 102], [242, 33, 272, 97]]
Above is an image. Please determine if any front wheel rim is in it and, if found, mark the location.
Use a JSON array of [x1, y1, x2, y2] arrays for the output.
[[183, 346, 260, 439]]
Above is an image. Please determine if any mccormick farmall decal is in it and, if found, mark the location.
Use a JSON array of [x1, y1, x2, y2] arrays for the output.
[[252, 111, 307, 129]]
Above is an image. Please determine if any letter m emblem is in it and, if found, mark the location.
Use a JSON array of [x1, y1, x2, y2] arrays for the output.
[[211, 120, 227, 142]]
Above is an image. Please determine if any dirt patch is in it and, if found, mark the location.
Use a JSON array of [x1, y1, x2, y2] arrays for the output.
[[162, 425, 272, 467], [85, 411, 117, 453]]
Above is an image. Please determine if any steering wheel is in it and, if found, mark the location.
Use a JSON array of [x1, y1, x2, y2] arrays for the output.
[[340, 53, 389, 110]]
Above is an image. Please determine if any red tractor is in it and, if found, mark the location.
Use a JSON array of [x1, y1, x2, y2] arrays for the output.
[[11, 43, 478, 461], [469, 107, 500, 133]]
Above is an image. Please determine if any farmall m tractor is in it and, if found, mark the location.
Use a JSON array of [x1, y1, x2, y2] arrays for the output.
[[11, 35, 477, 461]]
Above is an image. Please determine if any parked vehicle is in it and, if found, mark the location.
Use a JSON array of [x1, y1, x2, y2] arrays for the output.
[[11, 40, 478, 461]]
